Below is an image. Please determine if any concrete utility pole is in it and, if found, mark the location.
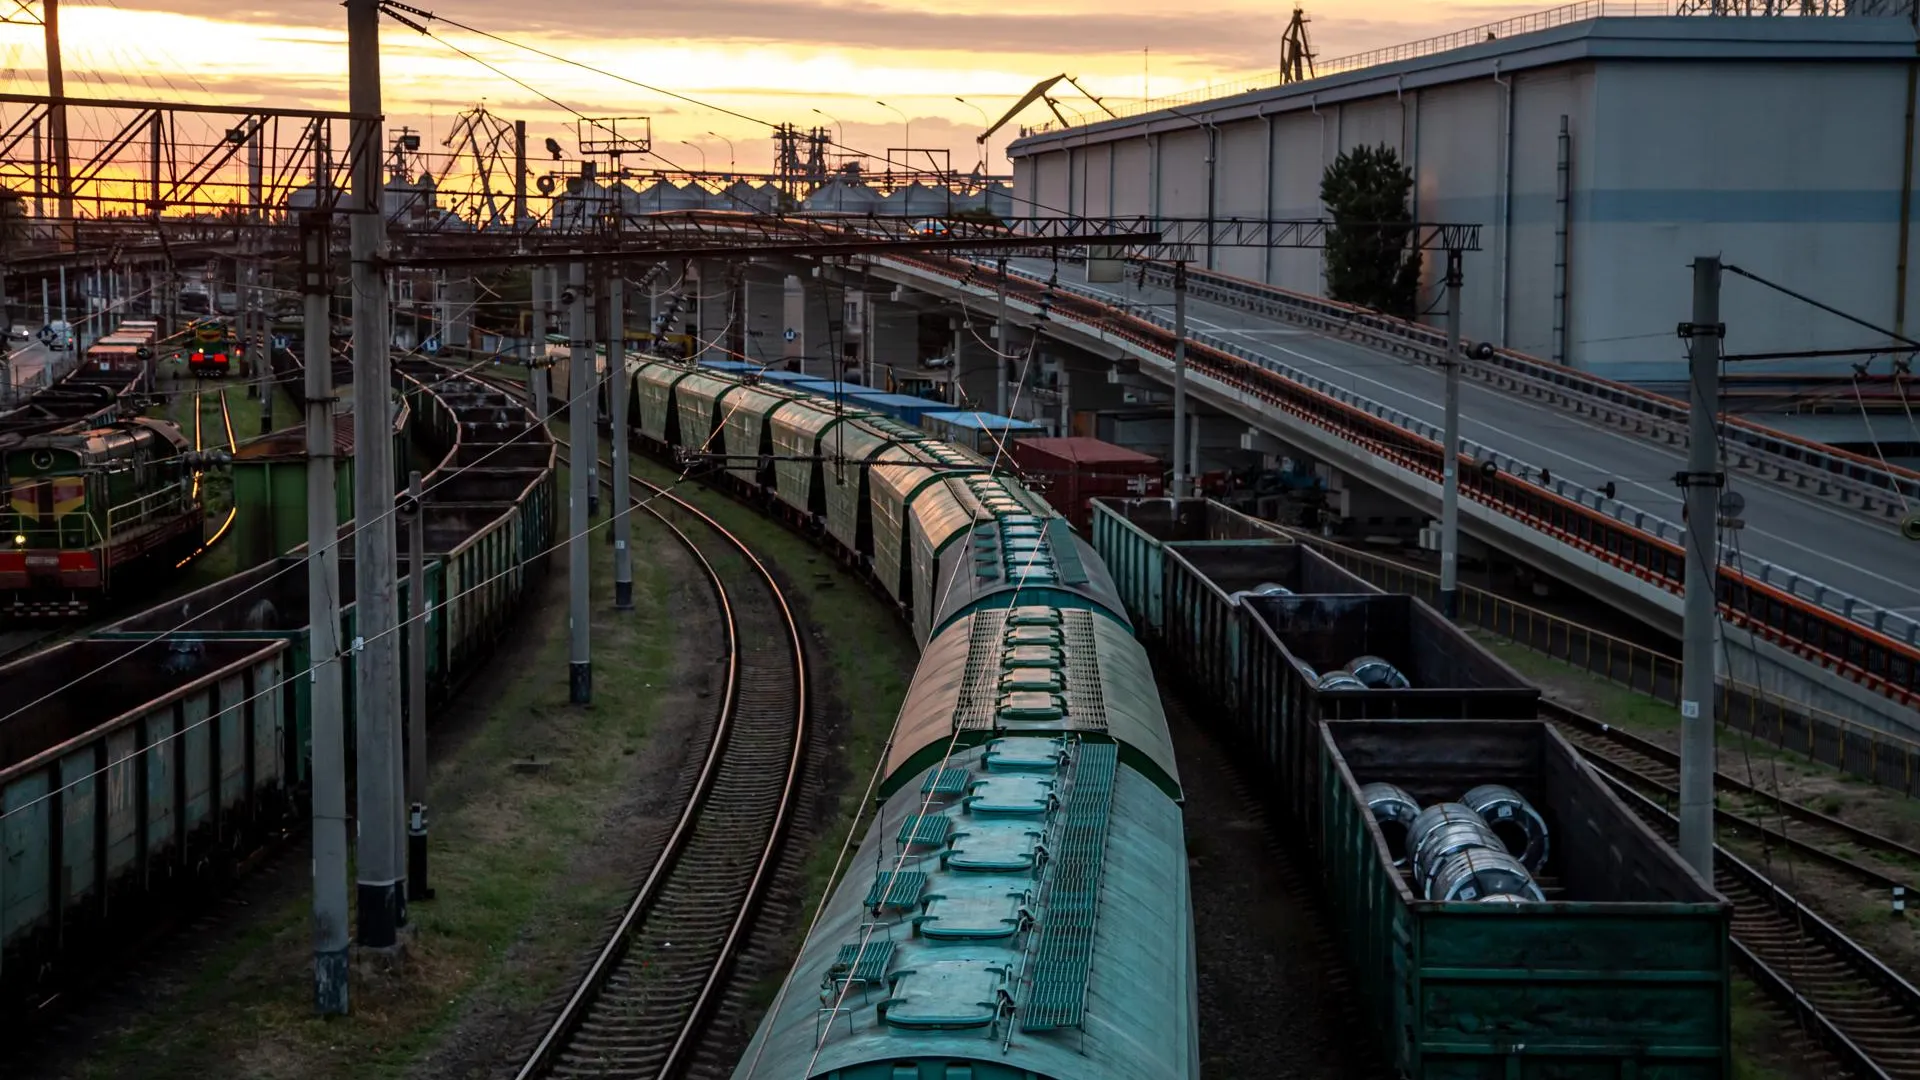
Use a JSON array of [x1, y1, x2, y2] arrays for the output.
[[949, 316, 963, 406], [405, 469, 431, 902], [568, 258, 592, 703], [861, 264, 875, 389], [43, 0, 72, 229], [347, 0, 406, 947], [995, 257, 1009, 415], [301, 212, 348, 1015], [1172, 260, 1189, 498], [249, 126, 272, 432], [1439, 248, 1464, 620], [530, 266, 549, 419], [610, 270, 634, 610], [1678, 255, 1724, 880]]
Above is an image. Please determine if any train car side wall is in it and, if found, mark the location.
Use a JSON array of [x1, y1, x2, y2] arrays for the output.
[[1319, 720, 1732, 1079], [1090, 497, 1333, 639], [0, 641, 290, 989]]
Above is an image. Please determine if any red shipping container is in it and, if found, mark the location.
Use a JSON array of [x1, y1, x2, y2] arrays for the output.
[[1010, 436, 1164, 532]]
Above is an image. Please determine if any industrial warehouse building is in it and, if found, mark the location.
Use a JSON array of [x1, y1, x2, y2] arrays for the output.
[[1007, 14, 1920, 384]]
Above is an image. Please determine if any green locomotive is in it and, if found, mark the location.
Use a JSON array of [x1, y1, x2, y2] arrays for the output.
[[1, 346, 210, 618]]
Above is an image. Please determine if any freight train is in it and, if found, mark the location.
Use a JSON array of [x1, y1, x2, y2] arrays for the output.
[[0, 318, 207, 617], [617, 357, 1202, 1080], [0, 356, 555, 1001], [1090, 497, 1734, 1078]]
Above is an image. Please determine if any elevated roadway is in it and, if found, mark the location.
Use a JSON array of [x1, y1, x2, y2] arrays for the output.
[[1001, 258, 1920, 620], [864, 250, 1920, 736]]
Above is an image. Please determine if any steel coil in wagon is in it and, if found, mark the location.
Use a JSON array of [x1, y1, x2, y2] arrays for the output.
[[1413, 818, 1506, 895], [1358, 782, 1422, 866], [1428, 847, 1546, 903], [1461, 784, 1551, 872], [1316, 670, 1368, 691], [1407, 803, 1490, 887], [1347, 654, 1411, 689]]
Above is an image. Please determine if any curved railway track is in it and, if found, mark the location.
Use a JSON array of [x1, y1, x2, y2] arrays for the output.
[[513, 427, 807, 1080], [1546, 703, 1920, 1079]]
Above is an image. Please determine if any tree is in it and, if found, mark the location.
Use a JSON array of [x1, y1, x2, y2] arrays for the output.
[[1319, 144, 1422, 318]]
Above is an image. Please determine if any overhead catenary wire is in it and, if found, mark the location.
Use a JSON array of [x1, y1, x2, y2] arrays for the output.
[[739, 330, 1048, 1079], [0, 448, 710, 825], [0, 302, 741, 730]]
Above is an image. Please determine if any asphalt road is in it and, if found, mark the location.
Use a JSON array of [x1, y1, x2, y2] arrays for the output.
[[1008, 258, 1920, 618]]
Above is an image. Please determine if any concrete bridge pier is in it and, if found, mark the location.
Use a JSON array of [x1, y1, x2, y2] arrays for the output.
[[737, 266, 783, 368], [869, 294, 918, 389], [691, 259, 732, 361]]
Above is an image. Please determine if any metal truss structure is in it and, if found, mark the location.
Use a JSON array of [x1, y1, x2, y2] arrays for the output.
[[575, 116, 652, 161], [0, 94, 379, 220], [379, 212, 1480, 269], [439, 104, 526, 230], [1674, 0, 1909, 13]]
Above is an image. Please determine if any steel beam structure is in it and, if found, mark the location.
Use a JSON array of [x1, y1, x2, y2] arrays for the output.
[[0, 94, 378, 219]]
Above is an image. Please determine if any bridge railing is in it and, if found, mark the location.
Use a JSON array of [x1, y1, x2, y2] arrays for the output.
[[1282, 529, 1920, 797], [999, 260, 1920, 652], [1146, 262, 1920, 518], [881, 252, 1920, 712]]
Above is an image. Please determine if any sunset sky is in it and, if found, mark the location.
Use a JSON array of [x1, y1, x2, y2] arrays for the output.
[[3, 0, 1560, 187]]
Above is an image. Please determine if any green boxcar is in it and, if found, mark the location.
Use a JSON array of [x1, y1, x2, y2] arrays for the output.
[[1088, 497, 1306, 640], [819, 418, 896, 554], [93, 555, 447, 783], [1319, 720, 1732, 1079], [230, 445, 356, 570]]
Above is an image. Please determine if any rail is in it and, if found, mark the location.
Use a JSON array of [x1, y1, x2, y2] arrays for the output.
[[1276, 526, 1920, 796], [1607, 780, 1920, 1080], [510, 407, 807, 1079], [1545, 700, 1919, 893], [876, 252, 1920, 712]]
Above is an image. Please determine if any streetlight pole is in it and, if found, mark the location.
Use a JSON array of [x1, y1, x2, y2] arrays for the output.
[[708, 131, 736, 176], [955, 96, 990, 170], [811, 108, 844, 149], [679, 139, 707, 174], [875, 100, 909, 164]]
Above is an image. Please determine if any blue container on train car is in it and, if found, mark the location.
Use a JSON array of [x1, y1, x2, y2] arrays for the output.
[[921, 409, 1046, 455], [786, 377, 863, 399], [697, 359, 761, 373], [743, 369, 818, 385], [844, 390, 948, 426]]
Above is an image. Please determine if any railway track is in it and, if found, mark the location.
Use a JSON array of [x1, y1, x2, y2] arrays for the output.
[[1606, 781, 1920, 1080], [1547, 702, 1920, 1076], [1545, 702, 1920, 894], [514, 430, 807, 1080]]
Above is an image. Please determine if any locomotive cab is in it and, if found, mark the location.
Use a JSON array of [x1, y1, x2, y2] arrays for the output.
[[0, 421, 202, 616]]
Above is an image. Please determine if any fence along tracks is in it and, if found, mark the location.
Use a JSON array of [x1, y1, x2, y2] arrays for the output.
[[514, 420, 807, 1080]]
